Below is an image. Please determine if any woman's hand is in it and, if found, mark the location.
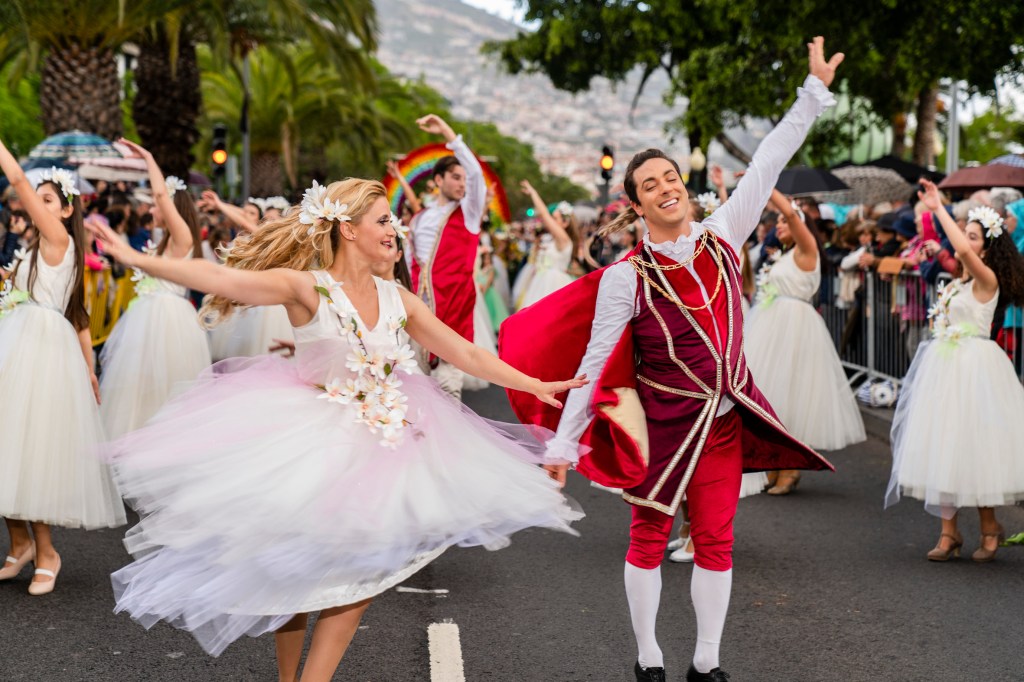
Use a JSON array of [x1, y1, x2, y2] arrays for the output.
[[90, 373, 101, 405], [520, 179, 537, 197], [117, 138, 153, 161], [917, 178, 943, 213], [85, 219, 139, 267], [530, 374, 588, 409], [543, 463, 569, 488], [807, 36, 844, 88]]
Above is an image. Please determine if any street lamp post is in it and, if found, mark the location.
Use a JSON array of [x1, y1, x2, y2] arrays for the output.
[[689, 146, 706, 194]]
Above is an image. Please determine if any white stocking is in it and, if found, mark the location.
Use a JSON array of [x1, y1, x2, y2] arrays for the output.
[[624, 562, 663, 669], [691, 565, 732, 673]]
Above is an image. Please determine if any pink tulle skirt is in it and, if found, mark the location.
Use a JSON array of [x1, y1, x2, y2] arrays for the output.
[[108, 353, 581, 655]]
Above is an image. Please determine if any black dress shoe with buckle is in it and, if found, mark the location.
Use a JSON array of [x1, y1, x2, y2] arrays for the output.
[[687, 663, 731, 681], [635, 659, 667, 682]]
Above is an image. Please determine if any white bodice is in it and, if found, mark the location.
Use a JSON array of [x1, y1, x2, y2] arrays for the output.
[[764, 249, 820, 303], [293, 271, 415, 361], [535, 235, 573, 273], [13, 240, 75, 311], [945, 280, 998, 333]]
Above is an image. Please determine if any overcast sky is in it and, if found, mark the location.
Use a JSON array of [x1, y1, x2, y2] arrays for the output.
[[461, 0, 525, 24]]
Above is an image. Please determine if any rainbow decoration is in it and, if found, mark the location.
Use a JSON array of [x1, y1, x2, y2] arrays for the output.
[[383, 143, 511, 225]]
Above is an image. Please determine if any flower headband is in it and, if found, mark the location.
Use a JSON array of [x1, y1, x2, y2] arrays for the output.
[[248, 196, 267, 213], [299, 180, 351, 236], [968, 205, 1004, 240], [390, 212, 410, 240], [39, 167, 79, 201], [555, 201, 574, 216], [165, 176, 187, 198], [264, 196, 290, 213], [695, 192, 720, 217]]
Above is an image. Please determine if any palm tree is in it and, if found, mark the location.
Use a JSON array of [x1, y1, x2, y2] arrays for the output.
[[0, 0, 188, 139], [199, 44, 412, 195], [131, 0, 379, 180]]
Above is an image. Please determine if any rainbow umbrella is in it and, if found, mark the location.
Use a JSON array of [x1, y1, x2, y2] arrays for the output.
[[383, 143, 511, 224]]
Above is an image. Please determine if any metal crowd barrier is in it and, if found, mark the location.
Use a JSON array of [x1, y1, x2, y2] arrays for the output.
[[820, 269, 1024, 391]]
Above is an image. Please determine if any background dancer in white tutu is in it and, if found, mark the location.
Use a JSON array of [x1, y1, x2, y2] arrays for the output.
[[98, 139, 211, 439], [87, 177, 585, 681], [887, 179, 1024, 562], [0, 138, 125, 596], [517, 180, 579, 309], [745, 187, 865, 495], [199, 189, 295, 359]]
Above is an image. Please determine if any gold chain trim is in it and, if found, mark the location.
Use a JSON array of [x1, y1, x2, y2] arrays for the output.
[[636, 374, 709, 400], [630, 232, 726, 312]]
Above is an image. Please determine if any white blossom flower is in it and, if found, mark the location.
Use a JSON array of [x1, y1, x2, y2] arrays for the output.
[[39, 167, 79, 200], [318, 378, 346, 403], [165, 175, 187, 198], [320, 199, 351, 223], [696, 192, 720, 216], [346, 349, 372, 374], [265, 196, 290, 212], [968, 206, 1005, 240], [555, 201, 575, 217], [391, 344, 417, 372], [390, 213, 410, 239]]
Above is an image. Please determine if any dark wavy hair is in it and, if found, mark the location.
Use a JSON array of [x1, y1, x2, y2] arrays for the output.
[[968, 220, 1024, 320], [14, 181, 89, 331], [601, 148, 683, 236]]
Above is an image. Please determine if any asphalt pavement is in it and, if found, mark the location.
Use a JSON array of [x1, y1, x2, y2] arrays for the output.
[[3, 384, 1023, 681]]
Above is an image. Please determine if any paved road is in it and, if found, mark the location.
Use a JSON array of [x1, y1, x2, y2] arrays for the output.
[[4, 384, 1023, 681]]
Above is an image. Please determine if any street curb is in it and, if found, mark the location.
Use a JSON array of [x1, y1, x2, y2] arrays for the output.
[[859, 405, 894, 444]]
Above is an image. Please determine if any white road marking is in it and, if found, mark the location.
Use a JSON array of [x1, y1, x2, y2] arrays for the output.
[[428, 621, 466, 682], [396, 586, 450, 595]]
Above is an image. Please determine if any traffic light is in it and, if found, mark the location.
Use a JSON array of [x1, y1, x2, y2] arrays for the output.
[[525, 207, 535, 217], [600, 145, 614, 182], [211, 124, 228, 176]]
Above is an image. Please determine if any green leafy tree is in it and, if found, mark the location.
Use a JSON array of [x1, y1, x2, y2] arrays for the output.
[[0, 66, 43, 157], [958, 106, 1024, 166]]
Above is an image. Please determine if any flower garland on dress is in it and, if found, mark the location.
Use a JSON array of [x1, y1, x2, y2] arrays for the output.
[[0, 247, 30, 318], [130, 240, 160, 298], [315, 281, 418, 448], [752, 250, 782, 308], [927, 279, 979, 347]]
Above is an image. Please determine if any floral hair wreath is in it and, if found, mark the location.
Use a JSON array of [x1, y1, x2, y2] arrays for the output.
[[264, 196, 291, 213], [555, 201, 574, 217], [695, 192, 720, 217], [968, 205, 1004, 240], [248, 196, 268, 213], [390, 212, 410, 240], [165, 176, 187, 198], [298, 180, 352, 237], [39, 167, 80, 201]]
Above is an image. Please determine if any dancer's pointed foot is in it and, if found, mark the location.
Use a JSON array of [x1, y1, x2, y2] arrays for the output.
[[635, 660, 667, 682]]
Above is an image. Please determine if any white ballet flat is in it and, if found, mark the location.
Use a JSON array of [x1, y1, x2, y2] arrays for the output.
[[0, 544, 35, 581], [28, 555, 61, 596], [667, 536, 687, 551], [668, 543, 695, 563]]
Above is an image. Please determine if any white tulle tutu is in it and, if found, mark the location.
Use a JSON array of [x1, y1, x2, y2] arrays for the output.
[[209, 305, 294, 361], [0, 305, 125, 528], [463, 291, 496, 392], [888, 338, 1024, 514], [100, 293, 211, 439], [108, 342, 581, 655], [745, 298, 865, 451], [739, 472, 767, 498]]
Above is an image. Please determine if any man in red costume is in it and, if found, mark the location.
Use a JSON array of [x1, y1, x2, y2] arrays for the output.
[[409, 114, 488, 399], [500, 38, 845, 682]]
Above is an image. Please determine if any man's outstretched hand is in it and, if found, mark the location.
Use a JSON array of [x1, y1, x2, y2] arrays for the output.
[[808, 36, 844, 88]]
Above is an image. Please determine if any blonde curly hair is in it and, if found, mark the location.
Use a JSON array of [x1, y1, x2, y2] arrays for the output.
[[200, 178, 387, 326]]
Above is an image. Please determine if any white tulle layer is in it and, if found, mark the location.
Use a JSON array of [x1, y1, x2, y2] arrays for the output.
[[99, 293, 212, 439], [208, 305, 294, 361], [0, 305, 125, 528], [739, 472, 767, 498], [519, 268, 574, 310], [108, 351, 581, 655], [464, 292, 495, 392], [745, 298, 865, 451], [888, 338, 1024, 516]]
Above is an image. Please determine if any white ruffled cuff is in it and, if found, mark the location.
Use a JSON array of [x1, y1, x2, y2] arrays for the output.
[[799, 74, 837, 114], [445, 134, 465, 151], [544, 435, 584, 465]]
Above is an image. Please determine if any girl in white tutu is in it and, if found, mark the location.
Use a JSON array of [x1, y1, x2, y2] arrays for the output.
[[87, 178, 585, 679], [0, 140, 125, 596], [887, 180, 1024, 562], [745, 188, 865, 495], [200, 189, 296, 360], [517, 180, 578, 310], [99, 140, 211, 439]]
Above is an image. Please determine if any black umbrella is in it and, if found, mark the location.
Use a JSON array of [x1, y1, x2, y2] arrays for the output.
[[775, 167, 849, 196], [861, 154, 945, 183]]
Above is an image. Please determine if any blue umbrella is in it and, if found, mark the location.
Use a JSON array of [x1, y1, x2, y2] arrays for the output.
[[988, 154, 1024, 169], [28, 130, 121, 164]]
